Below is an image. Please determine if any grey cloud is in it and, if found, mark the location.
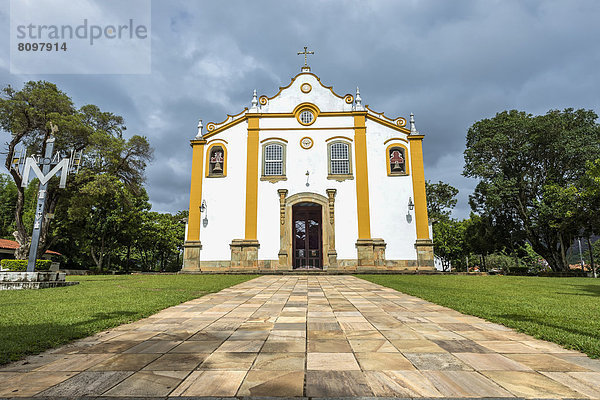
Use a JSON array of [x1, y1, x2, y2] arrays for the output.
[[2, 0, 600, 218]]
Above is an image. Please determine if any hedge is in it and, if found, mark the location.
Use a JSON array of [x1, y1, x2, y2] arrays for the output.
[[0, 259, 52, 271]]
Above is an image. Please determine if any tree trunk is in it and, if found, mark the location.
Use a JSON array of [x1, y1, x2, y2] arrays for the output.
[[559, 234, 569, 271], [8, 163, 29, 259], [126, 244, 131, 273], [90, 245, 102, 270], [587, 236, 596, 278], [38, 189, 59, 256]]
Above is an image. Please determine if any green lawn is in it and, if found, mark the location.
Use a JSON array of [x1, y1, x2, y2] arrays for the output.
[[359, 275, 600, 358], [0, 274, 257, 365]]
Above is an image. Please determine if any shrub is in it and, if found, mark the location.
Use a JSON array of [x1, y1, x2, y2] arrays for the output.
[[486, 253, 517, 272], [0, 259, 52, 271], [505, 265, 530, 276]]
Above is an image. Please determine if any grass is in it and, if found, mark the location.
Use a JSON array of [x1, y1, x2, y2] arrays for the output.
[[0, 274, 257, 365], [358, 274, 600, 359]]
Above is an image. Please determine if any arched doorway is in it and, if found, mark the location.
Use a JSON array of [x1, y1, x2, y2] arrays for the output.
[[292, 202, 322, 269]]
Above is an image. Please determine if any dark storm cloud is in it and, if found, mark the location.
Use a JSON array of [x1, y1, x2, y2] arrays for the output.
[[2, 0, 600, 219]]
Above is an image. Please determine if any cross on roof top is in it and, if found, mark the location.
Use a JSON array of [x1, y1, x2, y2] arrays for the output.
[[297, 46, 314, 72]]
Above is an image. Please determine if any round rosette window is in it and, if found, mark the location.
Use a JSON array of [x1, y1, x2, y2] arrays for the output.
[[299, 110, 314, 125], [294, 103, 319, 126]]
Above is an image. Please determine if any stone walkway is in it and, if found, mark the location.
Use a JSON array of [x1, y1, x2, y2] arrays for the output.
[[1, 276, 600, 399]]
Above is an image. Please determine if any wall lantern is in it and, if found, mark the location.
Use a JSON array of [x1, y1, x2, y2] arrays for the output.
[[200, 200, 208, 227], [408, 197, 415, 211]]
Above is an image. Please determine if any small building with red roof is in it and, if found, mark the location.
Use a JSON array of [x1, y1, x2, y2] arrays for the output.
[[0, 238, 61, 261]]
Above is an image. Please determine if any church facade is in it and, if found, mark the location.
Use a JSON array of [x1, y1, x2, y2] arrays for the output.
[[182, 62, 434, 273]]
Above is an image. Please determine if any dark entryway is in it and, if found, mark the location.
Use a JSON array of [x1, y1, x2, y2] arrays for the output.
[[292, 203, 322, 269]]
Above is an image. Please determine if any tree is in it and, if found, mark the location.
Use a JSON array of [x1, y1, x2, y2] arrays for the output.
[[464, 109, 600, 271], [134, 211, 186, 272], [0, 81, 153, 259], [426, 181, 464, 270], [64, 173, 149, 271], [425, 180, 459, 222], [0, 174, 17, 239], [432, 218, 466, 271], [463, 213, 502, 271]]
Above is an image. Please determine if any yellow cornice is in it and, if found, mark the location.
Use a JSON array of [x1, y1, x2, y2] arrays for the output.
[[190, 138, 207, 146], [408, 134, 425, 140], [202, 116, 248, 139], [201, 110, 412, 140], [366, 114, 411, 134], [260, 127, 354, 131]]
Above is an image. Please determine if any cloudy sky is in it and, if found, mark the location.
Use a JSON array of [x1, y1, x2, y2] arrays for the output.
[[1, 0, 599, 218]]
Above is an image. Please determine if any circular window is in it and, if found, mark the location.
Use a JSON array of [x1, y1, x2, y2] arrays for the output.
[[299, 110, 314, 125]]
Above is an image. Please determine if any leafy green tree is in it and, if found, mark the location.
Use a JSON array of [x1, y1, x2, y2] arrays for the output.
[[134, 211, 186, 272], [432, 218, 466, 271], [462, 213, 502, 271], [464, 109, 600, 271], [425, 180, 458, 222], [0, 174, 17, 239], [0, 81, 153, 259], [64, 173, 149, 271], [426, 181, 466, 270]]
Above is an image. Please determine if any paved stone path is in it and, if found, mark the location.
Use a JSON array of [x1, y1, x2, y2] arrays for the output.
[[2, 276, 600, 399]]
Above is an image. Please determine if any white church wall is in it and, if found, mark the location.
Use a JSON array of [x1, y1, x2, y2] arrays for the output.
[[365, 119, 417, 260], [199, 123, 247, 261], [260, 74, 353, 114], [257, 117, 358, 261]]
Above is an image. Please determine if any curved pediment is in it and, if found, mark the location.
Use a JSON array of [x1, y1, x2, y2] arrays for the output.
[[257, 72, 354, 114]]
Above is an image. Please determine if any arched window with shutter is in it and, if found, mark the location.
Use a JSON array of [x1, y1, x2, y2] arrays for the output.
[[327, 140, 353, 180], [261, 140, 287, 182]]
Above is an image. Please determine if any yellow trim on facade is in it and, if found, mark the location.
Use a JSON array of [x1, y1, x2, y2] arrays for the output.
[[325, 135, 353, 142], [206, 108, 248, 130], [245, 116, 260, 240], [187, 141, 205, 241], [206, 138, 229, 145], [203, 111, 409, 140], [263, 71, 347, 101], [383, 137, 408, 145], [205, 143, 228, 178], [353, 113, 372, 239], [202, 116, 247, 139], [260, 127, 354, 131], [293, 103, 320, 126], [386, 143, 410, 176], [366, 114, 411, 134], [409, 135, 430, 239], [260, 137, 288, 144]]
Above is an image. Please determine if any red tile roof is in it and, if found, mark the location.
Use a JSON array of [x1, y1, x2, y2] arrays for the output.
[[0, 238, 61, 255]]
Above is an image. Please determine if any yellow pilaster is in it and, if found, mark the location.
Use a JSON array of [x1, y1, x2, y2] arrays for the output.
[[353, 113, 371, 239], [244, 116, 260, 240], [187, 139, 206, 241], [409, 135, 430, 239]]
